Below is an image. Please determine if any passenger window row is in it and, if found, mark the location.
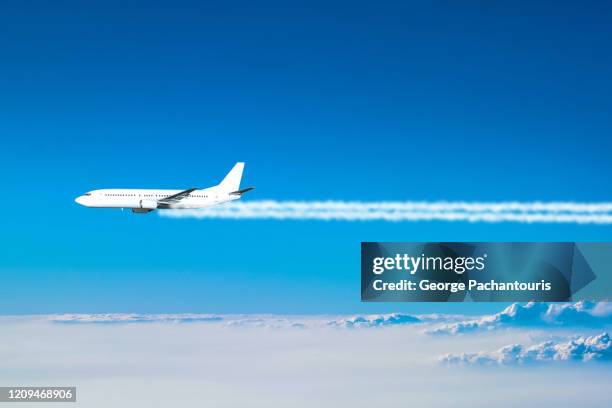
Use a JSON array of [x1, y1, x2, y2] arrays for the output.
[[103, 193, 208, 198]]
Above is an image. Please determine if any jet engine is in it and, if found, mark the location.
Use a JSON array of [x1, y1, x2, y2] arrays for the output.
[[139, 199, 158, 209]]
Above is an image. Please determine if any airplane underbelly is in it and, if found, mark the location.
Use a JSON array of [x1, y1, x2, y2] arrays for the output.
[[117, 200, 131, 208], [170, 199, 221, 209], [104, 199, 138, 208]]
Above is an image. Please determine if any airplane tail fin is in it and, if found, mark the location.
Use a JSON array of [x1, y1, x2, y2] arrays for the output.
[[218, 162, 244, 192]]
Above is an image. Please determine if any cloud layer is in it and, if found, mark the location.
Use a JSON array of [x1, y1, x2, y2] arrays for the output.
[[48, 313, 223, 324], [42, 302, 611, 333], [429, 301, 612, 335], [4, 317, 611, 407], [43, 312, 465, 329], [441, 332, 612, 365], [326, 313, 421, 328], [159, 200, 612, 224]]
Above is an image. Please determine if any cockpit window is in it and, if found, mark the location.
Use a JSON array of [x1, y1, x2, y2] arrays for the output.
[[84, 193, 92, 196]]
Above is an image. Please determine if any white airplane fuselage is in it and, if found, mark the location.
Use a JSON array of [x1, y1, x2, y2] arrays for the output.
[[76, 187, 238, 210], [74, 162, 252, 213]]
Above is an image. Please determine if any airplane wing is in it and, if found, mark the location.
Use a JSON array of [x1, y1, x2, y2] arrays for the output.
[[157, 188, 198, 204]]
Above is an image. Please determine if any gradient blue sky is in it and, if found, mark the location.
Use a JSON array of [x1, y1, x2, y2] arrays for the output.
[[1, 0, 611, 314]]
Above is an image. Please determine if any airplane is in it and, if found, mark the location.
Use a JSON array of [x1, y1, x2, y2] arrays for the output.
[[75, 162, 254, 214]]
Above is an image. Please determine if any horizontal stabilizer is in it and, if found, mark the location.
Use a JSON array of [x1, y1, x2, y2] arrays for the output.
[[230, 187, 255, 196]]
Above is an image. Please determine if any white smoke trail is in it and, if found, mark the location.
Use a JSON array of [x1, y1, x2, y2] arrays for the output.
[[158, 200, 612, 224]]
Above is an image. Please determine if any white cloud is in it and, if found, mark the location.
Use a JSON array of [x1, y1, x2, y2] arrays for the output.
[[46, 314, 317, 328], [440, 332, 612, 365], [225, 317, 308, 329], [429, 301, 612, 335], [158, 200, 612, 224], [44, 303, 612, 332], [326, 313, 421, 328], [1, 316, 610, 407], [48, 313, 223, 324], [45, 313, 425, 329]]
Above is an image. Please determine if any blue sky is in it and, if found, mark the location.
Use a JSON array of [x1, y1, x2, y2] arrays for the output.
[[0, 0, 611, 314]]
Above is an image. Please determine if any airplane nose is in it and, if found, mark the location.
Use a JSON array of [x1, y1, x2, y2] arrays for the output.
[[75, 195, 85, 205]]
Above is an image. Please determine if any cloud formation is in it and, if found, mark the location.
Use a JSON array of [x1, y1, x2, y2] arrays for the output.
[[225, 317, 307, 329], [159, 200, 612, 224], [48, 313, 223, 324], [46, 313, 425, 329], [47, 314, 315, 328], [429, 301, 612, 335], [44, 302, 611, 332], [440, 332, 612, 365], [5, 317, 611, 407], [326, 313, 421, 328]]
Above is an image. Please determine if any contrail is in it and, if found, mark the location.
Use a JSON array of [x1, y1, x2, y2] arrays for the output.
[[158, 200, 612, 224]]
